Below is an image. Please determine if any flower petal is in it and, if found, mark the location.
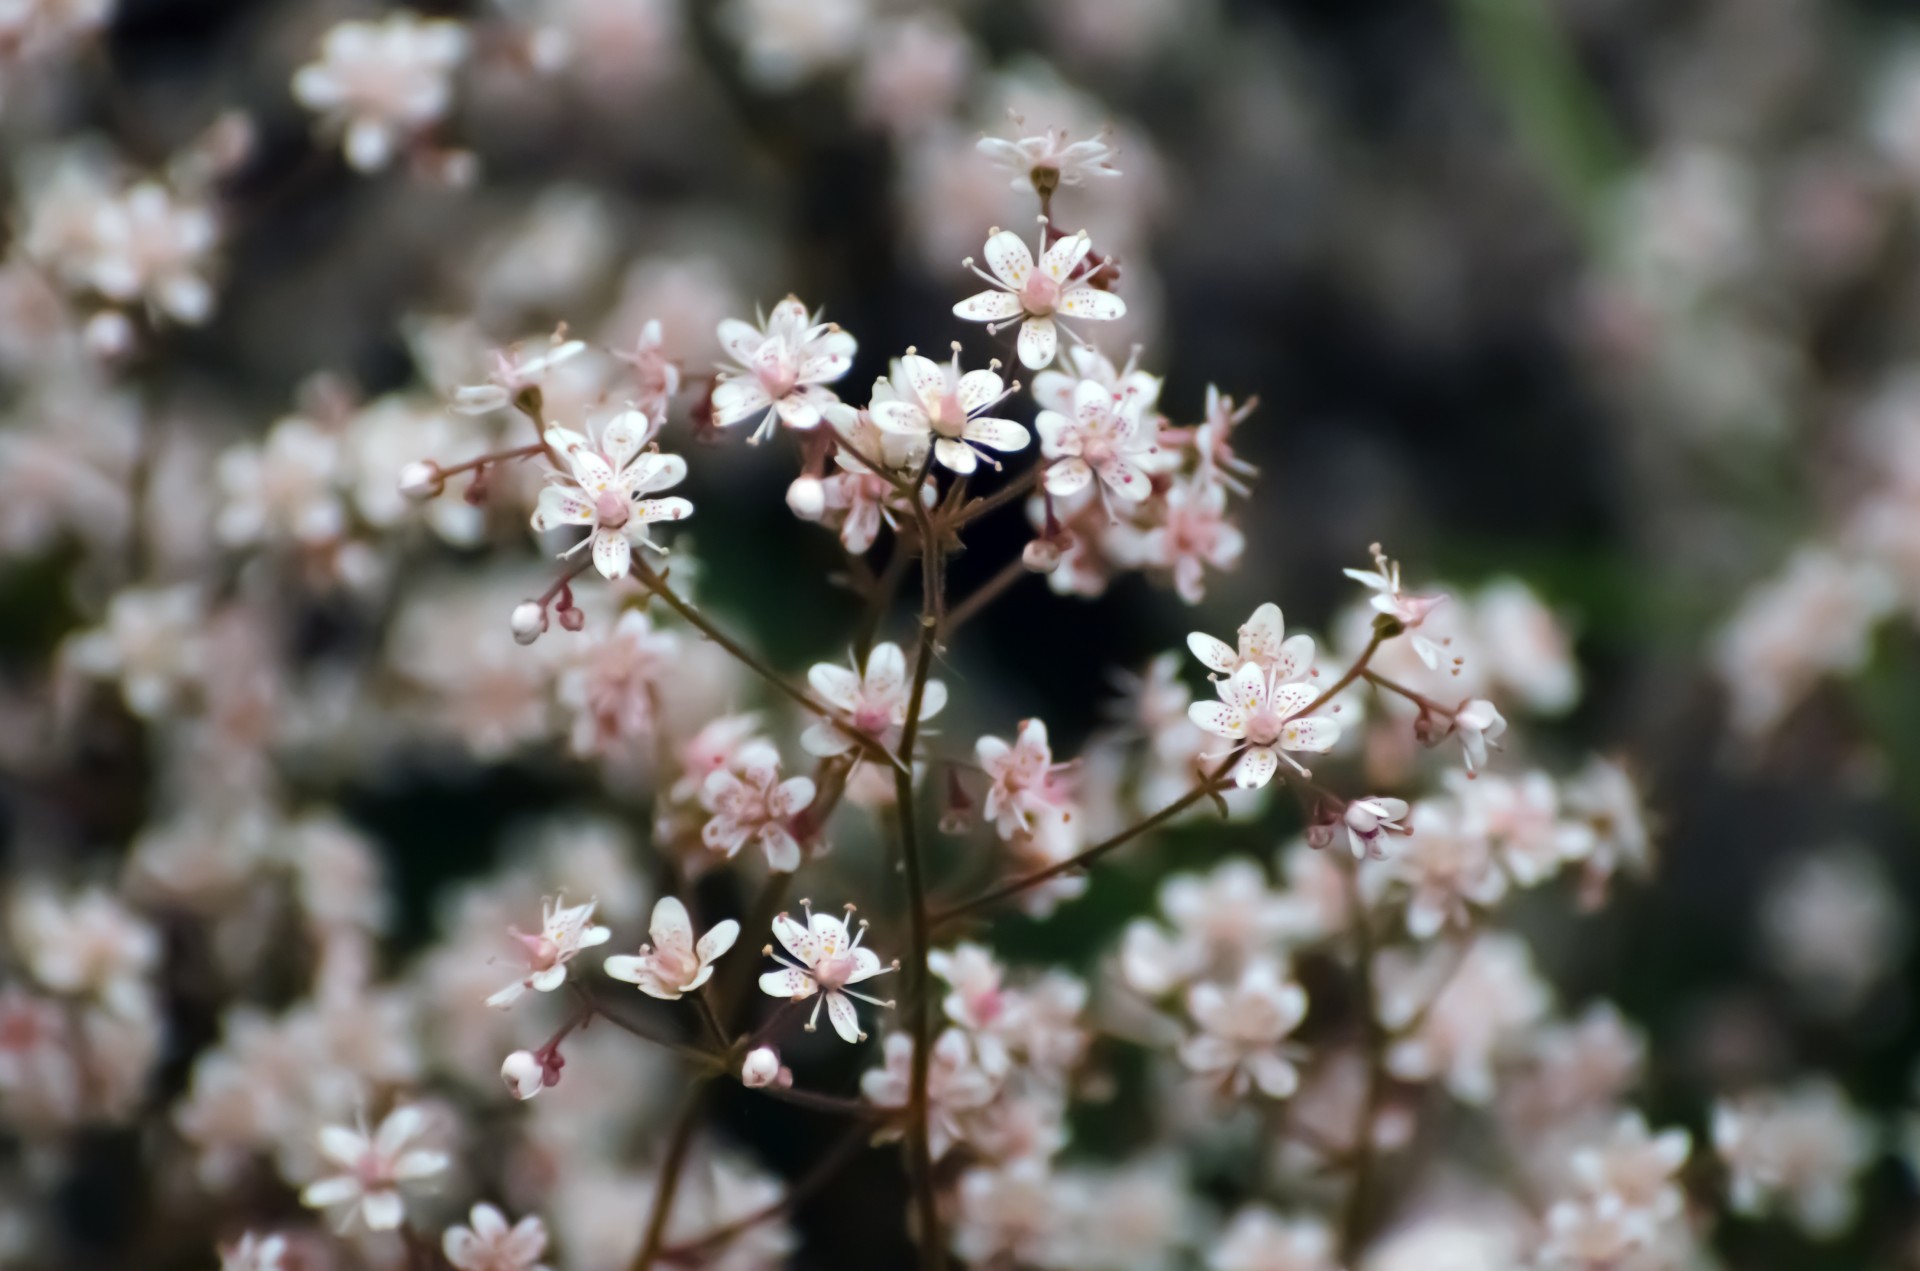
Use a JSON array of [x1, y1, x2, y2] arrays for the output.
[[898, 354, 948, 409], [717, 318, 764, 366], [809, 909, 850, 958], [1058, 286, 1127, 320], [531, 485, 595, 530], [1273, 633, 1315, 682], [568, 448, 615, 495], [1235, 746, 1280, 788], [601, 410, 648, 470], [773, 912, 819, 963], [870, 399, 930, 436], [1282, 717, 1340, 752], [621, 451, 687, 496], [864, 642, 906, 703], [712, 379, 773, 427], [1016, 317, 1057, 370], [697, 919, 740, 964], [1186, 633, 1238, 674], [760, 967, 816, 999], [361, 1190, 405, 1231], [957, 368, 1004, 412], [963, 417, 1030, 452], [952, 290, 1024, 323], [593, 530, 632, 579], [374, 1106, 424, 1156], [825, 991, 863, 1042], [1187, 700, 1246, 738], [983, 229, 1034, 289], [1226, 663, 1268, 714], [1044, 457, 1093, 497], [649, 896, 692, 952], [808, 662, 862, 711], [934, 437, 978, 474]]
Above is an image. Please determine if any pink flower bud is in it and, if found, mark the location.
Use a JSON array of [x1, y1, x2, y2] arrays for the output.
[[786, 476, 826, 521], [510, 602, 547, 646], [1022, 538, 1063, 574], [741, 1046, 784, 1088], [399, 461, 444, 501], [501, 1049, 544, 1099], [558, 605, 586, 632]]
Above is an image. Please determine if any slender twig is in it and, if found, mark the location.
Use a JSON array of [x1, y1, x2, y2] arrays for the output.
[[945, 463, 1042, 532], [931, 760, 1234, 927], [894, 616, 945, 1270], [693, 989, 731, 1053], [661, 1122, 876, 1261], [432, 441, 547, 479], [627, 1079, 712, 1271], [629, 556, 910, 778], [747, 1082, 892, 1119], [1338, 856, 1387, 1262], [1304, 628, 1387, 716], [944, 554, 1028, 636], [585, 998, 727, 1070], [1360, 669, 1457, 718]]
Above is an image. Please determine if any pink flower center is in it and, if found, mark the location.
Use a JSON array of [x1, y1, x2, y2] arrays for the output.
[[651, 944, 697, 986], [757, 354, 799, 401], [595, 489, 630, 528], [515, 930, 561, 971], [1245, 705, 1284, 748], [813, 952, 859, 992], [1019, 271, 1061, 316], [929, 391, 968, 439], [853, 703, 892, 735], [354, 1150, 394, 1188]]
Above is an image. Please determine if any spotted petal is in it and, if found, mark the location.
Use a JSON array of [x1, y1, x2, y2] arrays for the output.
[[1186, 632, 1239, 675], [531, 485, 595, 530], [898, 355, 948, 410], [1044, 457, 1093, 497], [809, 909, 850, 958], [632, 496, 693, 527], [863, 642, 907, 705], [760, 967, 816, 999], [567, 447, 615, 495], [696, 919, 739, 964], [772, 912, 819, 964], [845, 946, 885, 983], [1271, 682, 1317, 717], [953, 290, 1023, 323], [592, 529, 631, 578], [1058, 286, 1127, 320], [1234, 746, 1280, 789], [1273, 633, 1315, 683], [1017, 317, 1058, 370], [983, 229, 1034, 289], [1241, 604, 1284, 664], [649, 896, 692, 954], [601, 409, 648, 470], [957, 368, 1004, 412], [963, 417, 1030, 452], [1225, 663, 1269, 715], [934, 437, 978, 474], [825, 991, 863, 1043], [1187, 700, 1246, 739], [1281, 717, 1340, 752], [621, 451, 686, 496], [712, 379, 773, 427], [1040, 231, 1092, 282], [718, 318, 765, 366]]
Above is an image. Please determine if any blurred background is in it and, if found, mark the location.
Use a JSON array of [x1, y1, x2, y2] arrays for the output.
[[7, 0, 1920, 1267]]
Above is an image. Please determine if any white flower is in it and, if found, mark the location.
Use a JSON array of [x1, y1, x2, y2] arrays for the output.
[[1035, 377, 1157, 502], [291, 14, 470, 173], [1178, 960, 1308, 1099], [1379, 933, 1550, 1104], [1373, 799, 1507, 940], [758, 901, 896, 1043], [1032, 344, 1163, 418], [801, 641, 946, 758], [604, 896, 740, 999], [1186, 603, 1314, 682], [218, 1232, 288, 1271], [977, 126, 1119, 190], [1207, 1207, 1337, 1271], [61, 584, 205, 719], [1455, 699, 1506, 776], [1344, 542, 1448, 666], [1538, 1194, 1655, 1270], [954, 220, 1126, 370], [821, 403, 929, 553], [711, 296, 855, 441], [1570, 1111, 1691, 1220], [530, 411, 691, 579], [1713, 1080, 1876, 1237], [1187, 664, 1341, 789], [215, 416, 347, 549], [697, 742, 817, 872], [10, 886, 159, 1018], [1341, 796, 1411, 859], [443, 1202, 551, 1271], [976, 718, 1064, 840], [861, 1028, 998, 1158], [486, 895, 612, 1008], [868, 347, 1028, 475], [299, 1105, 449, 1231], [87, 182, 219, 326], [453, 337, 589, 414]]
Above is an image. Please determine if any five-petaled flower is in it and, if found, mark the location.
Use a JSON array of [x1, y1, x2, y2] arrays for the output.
[[869, 346, 1029, 475], [1178, 960, 1309, 1099], [442, 1202, 552, 1271], [1187, 603, 1315, 683], [1345, 542, 1449, 668], [299, 1105, 449, 1231], [698, 742, 818, 872], [1342, 796, 1411, 859], [605, 896, 740, 1000], [975, 718, 1066, 840], [453, 336, 588, 415], [1035, 377, 1157, 503], [486, 895, 611, 1007], [758, 900, 897, 1043], [1188, 664, 1341, 788], [976, 125, 1119, 191], [712, 296, 856, 441], [531, 412, 691, 579], [802, 641, 947, 758], [953, 219, 1126, 370]]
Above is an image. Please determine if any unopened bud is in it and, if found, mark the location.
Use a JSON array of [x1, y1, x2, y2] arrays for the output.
[[741, 1046, 786, 1089], [399, 461, 444, 501], [1022, 537, 1063, 574], [510, 601, 547, 646], [558, 605, 586, 632], [501, 1049, 544, 1100], [786, 476, 826, 521]]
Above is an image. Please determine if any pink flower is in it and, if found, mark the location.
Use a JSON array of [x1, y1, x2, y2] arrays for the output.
[[1114, 477, 1246, 604], [604, 896, 739, 999], [869, 347, 1028, 475], [452, 336, 588, 415], [758, 901, 896, 1043], [1035, 378, 1157, 502], [953, 220, 1126, 370], [1187, 664, 1341, 788], [1455, 699, 1507, 776], [821, 404, 929, 554], [976, 126, 1119, 190], [218, 1233, 288, 1271], [712, 296, 855, 441], [486, 896, 612, 1008], [1178, 960, 1308, 1099], [1344, 542, 1449, 667], [802, 641, 946, 758], [975, 718, 1066, 840], [299, 1105, 449, 1230], [698, 743, 817, 872], [861, 1028, 998, 1158], [531, 412, 692, 579], [442, 1202, 551, 1271], [291, 15, 469, 173], [1341, 796, 1411, 859]]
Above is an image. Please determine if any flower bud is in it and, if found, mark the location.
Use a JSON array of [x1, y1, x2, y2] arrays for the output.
[[558, 605, 586, 632], [786, 476, 826, 521], [501, 1049, 544, 1100], [741, 1046, 784, 1089], [510, 601, 547, 646], [1022, 538, 1063, 574], [399, 461, 444, 501]]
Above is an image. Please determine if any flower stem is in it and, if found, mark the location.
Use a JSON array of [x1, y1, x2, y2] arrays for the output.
[[627, 1077, 711, 1271], [660, 1121, 874, 1262], [1338, 856, 1387, 1262], [895, 615, 946, 1271], [945, 463, 1041, 532], [944, 554, 1028, 636]]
